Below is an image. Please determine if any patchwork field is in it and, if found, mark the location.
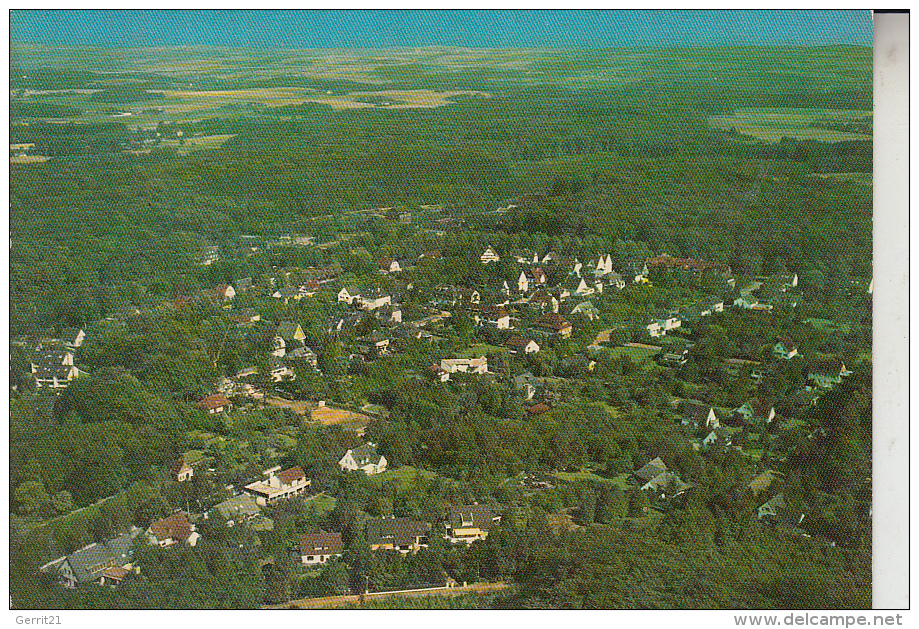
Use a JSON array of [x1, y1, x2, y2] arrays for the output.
[[709, 107, 872, 143]]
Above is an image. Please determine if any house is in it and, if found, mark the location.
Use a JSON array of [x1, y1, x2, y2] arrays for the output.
[[366, 517, 431, 554], [701, 429, 725, 447], [60, 328, 86, 349], [606, 271, 626, 289], [440, 357, 488, 374], [355, 330, 390, 357], [526, 402, 551, 417], [633, 457, 668, 485], [757, 493, 787, 520], [516, 270, 529, 293], [100, 566, 132, 587], [568, 300, 600, 321], [172, 459, 194, 482], [505, 335, 539, 354], [660, 338, 692, 366], [480, 246, 501, 264], [31, 348, 75, 368], [213, 494, 262, 525], [735, 400, 776, 424], [214, 284, 236, 302], [147, 512, 197, 547], [339, 443, 388, 475], [33, 364, 81, 391], [513, 372, 541, 400], [277, 321, 306, 345], [468, 304, 510, 329], [773, 337, 799, 360], [529, 266, 548, 285], [359, 289, 392, 311], [641, 471, 691, 497], [376, 257, 401, 274], [528, 290, 559, 314], [270, 335, 287, 358], [808, 358, 850, 389], [338, 285, 362, 304], [445, 505, 501, 544], [378, 304, 402, 326], [655, 313, 682, 332], [622, 261, 649, 283], [244, 466, 310, 506], [531, 313, 572, 338], [197, 394, 231, 415], [679, 400, 720, 430], [267, 358, 294, 382], [561, 276, 594, 297], [43, 529, 141, 588], [300, 532, 344, 565], [287, 346, 319, 369], [229, 308, 261, 326]]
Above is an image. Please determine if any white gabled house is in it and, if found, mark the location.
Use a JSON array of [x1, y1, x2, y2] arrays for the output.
[[339, 443, 388, 475], [480, 246, 501, 264]]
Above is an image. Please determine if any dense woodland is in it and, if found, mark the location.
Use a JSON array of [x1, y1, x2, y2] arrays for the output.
[[10, 44, 872, 609]]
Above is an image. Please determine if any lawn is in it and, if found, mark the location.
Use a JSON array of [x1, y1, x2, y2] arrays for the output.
[[551, 470, 632, 490], [803, 318, 851, 334], [368, 465, 438, 487], [709, 107, 872, 143], [304, 493, 337, 517]]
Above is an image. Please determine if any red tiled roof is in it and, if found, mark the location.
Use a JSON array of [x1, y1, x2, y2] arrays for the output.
[[526, 403, 550, 416], [197, 394, 231, 410], [300, 532, 343, 555], [150, 512, 191, 542], [505, 335, 534, 349], [277, 466, 306, 485]]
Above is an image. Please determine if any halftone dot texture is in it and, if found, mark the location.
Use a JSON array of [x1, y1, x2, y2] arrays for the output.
[[11, 9, 873, 611]]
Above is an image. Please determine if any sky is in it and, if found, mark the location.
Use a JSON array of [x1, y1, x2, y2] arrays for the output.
[[10, 10, 873, 49]]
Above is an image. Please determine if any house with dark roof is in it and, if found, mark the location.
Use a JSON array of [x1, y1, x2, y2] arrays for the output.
[[734, 399, 777, 425], [679, 400, 720, 431], [808, 358, 850, 389], [33, 364, 81, 392], [42, 528, 141, 588], [300, 532, 344, 565], [366, 517, 431, 554], [633, 457, 668, 484], [531, 313, 572, 338], [60, 328, 86, 349], [339, 443, 388, 475], [445, 505, 501, 544], [212, 494, 262, 525], [505, 335, 539, 354], [773, 337, 798, 360], [172, 458, 194, 482], [276, 321, 306, 345]]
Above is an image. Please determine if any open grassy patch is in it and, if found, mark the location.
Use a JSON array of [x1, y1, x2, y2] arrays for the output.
[[709, 107, 871, 143], [607, 345, 661, 363], [368, 465, 438, 487]]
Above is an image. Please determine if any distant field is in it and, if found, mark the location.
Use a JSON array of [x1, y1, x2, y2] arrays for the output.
[[158, 134, 237, 154], [804, 318, 851, 334], [810, 172, 872, 186], [551, 470, 632, 489], [709, 107, 872, 143], [456, 343, 505, 358]]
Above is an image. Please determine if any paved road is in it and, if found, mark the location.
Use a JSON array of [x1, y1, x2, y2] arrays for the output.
[[264, 581, 510, 609]]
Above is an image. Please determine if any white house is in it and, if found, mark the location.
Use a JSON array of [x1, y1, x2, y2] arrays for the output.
[[440, 357, 488, 374], [480, 246, 501, 264], [773, 338, 798, 360], [300, 532, 343, 565], [359, 290, 392, 310], [517, 270, 530, 293], [339, 443, 388, 475], [505, 335, 540, 354], [244, 466, 310, 506], [270, 335, 287, 358], [60, 328, 86, 349], [338, 285, 362, 304], [215, 284, 236, 301]]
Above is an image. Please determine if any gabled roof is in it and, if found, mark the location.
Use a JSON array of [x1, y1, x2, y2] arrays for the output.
[[60, 328, 84, 344], [347, 443, 384, 466], [679, 400, 714, 423], [366, 518, 431, 546], [277, 466, 306, 485], [197, 394, 231, 410], [448, 504, 500, 531], [276, 321, 304, 341], [634, 457, 668, 483], [150, 512, 192, 542], [505, 335, 536, 350], [300, 531, 343, 555], [62, 529, 140, 583]]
